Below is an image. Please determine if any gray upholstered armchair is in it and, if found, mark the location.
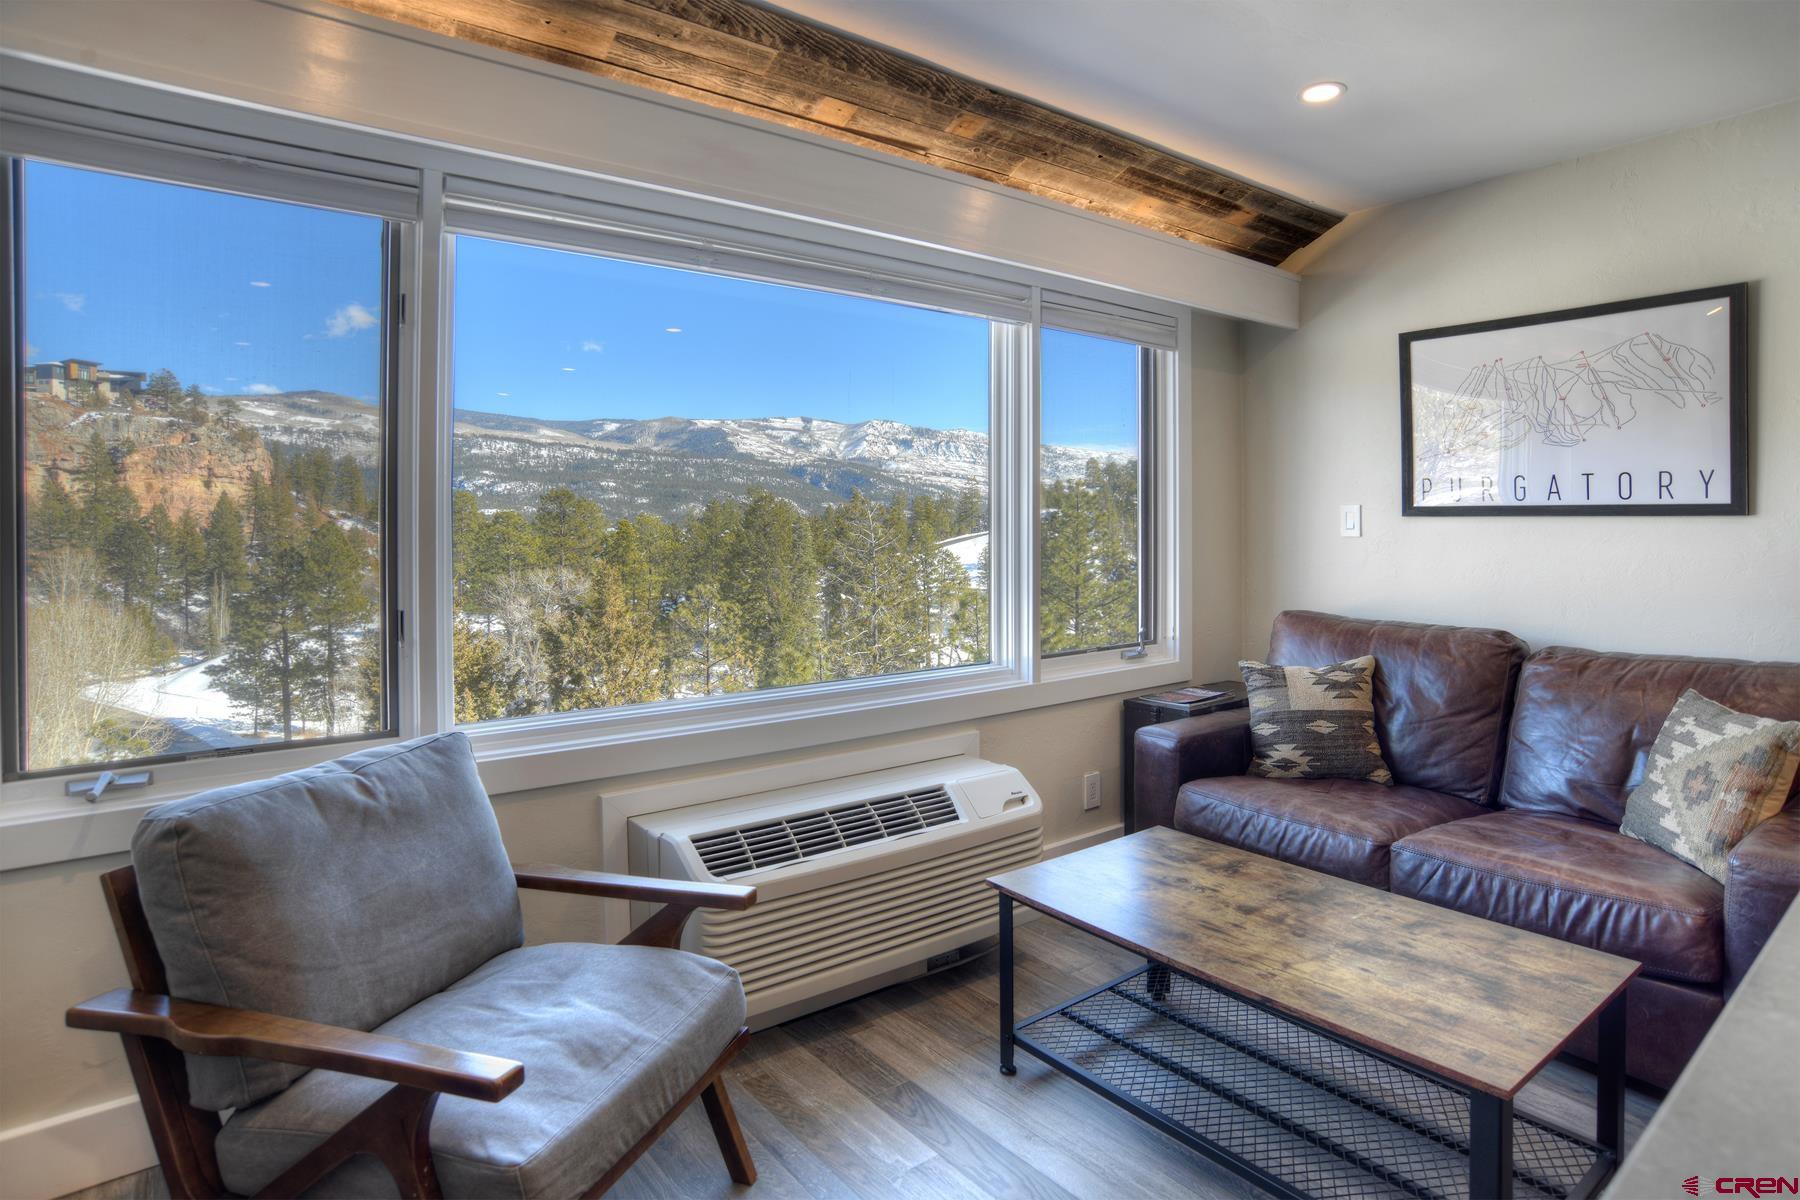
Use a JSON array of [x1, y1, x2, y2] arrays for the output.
[[66, 732, 758, 1199]]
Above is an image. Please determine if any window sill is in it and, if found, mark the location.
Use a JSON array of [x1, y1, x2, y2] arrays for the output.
[[0, 650, 1185, 871], [467, 649, 1187, 795]]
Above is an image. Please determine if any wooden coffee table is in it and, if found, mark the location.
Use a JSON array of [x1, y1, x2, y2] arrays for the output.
[[987, 828, 1638, 1200]]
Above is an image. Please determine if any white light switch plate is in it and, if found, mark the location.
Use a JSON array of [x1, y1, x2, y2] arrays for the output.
[[1341, 504, 1362, 537]]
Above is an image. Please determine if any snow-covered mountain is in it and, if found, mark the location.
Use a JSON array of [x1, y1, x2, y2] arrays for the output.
[[222, 392, 1131, 519]]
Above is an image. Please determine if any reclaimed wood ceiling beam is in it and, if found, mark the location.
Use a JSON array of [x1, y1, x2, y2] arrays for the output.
[[327, 0, 1340, 266]]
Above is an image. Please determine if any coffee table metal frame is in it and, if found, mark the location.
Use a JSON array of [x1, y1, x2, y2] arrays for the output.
[[996, 895, 1626, 1200]]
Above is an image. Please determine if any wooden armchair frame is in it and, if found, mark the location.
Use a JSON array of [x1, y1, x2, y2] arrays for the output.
[[67, 864, 758, 1200]]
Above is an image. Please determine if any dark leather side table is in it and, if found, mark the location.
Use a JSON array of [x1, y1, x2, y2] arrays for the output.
[[1121, 679, 1247, 834]]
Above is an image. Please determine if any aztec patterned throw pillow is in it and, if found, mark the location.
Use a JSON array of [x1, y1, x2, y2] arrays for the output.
[[1238, 657, 1394, 785], [1619, 689, 1800, 882]]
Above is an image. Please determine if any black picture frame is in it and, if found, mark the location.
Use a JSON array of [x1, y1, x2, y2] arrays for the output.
[[1399, 282, 1748, 517]]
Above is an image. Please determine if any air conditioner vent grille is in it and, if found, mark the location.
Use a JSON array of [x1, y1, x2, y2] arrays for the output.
[[691, 785, 961, 878]]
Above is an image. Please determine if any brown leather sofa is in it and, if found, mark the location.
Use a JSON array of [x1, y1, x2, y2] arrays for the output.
[[1134, 610, 1800, 1089]]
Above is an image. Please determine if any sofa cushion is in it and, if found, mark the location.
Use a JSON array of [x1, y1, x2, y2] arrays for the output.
[[215, 943, 746, 1199], [1268, 610, 1527, 805], [1500, 646, 1800, 825], [1239, 657, 1394, 784], [1174, 775, 1483, 889], [131, 732, 523, 1111], [1391, 812, 1725, 984]]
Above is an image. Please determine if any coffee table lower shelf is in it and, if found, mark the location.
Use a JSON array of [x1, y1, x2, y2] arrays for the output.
[[1011, 965, 1614, 1200]]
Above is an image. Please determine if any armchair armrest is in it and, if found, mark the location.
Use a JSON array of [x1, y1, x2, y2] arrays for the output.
[[1133, 708, 1252, 833], [515, 863, 756, 949], [66, 989, 524, 1102], [1725, 805, 1800, 993], [514, 864, 755, 910]]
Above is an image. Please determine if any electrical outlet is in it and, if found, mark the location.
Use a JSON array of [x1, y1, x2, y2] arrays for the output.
[[1082, 771, 1102, 811]]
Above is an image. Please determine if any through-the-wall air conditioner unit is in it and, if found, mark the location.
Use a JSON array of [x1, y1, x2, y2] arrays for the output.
[[627, 755, 1043, 1028]]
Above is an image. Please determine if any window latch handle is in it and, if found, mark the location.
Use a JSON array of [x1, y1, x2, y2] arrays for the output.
[[65, 770, 152, 804]]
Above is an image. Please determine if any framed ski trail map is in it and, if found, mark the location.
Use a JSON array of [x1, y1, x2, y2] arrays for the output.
[[1400, 283, 1748, 516]]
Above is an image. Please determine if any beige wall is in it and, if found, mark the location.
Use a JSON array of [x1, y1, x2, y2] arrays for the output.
[[0, 313, 1242, 1140], [1241, 102, 1800, 661]]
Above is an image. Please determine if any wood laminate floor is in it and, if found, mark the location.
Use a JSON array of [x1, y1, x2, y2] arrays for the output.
[[61, 917, 1658, 1200]]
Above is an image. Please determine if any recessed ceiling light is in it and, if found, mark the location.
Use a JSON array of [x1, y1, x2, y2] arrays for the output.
[[1300, 81, 1347, 105]]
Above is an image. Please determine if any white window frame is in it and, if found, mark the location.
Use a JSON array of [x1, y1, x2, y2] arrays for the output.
[[0, 64, 1193, 867]]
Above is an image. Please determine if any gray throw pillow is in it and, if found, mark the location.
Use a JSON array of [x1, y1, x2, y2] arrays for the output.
[[1239, 657, 1394, 785]]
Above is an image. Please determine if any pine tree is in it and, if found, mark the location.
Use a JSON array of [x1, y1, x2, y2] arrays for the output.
[[723, 489, 816, 688], [817, 491, 927, 679], [1040, 474, 1098, 652], [203, 493, 249, 653], [29, 475, 81, 568], [75, 431, 133, 547], [453, 621, 514, 722], [211, 541, 310, 738], [300, 521, 374, 736], [601, 515, 660, 615], [145, 368, 182, 410], [452, 490, 500, 621], [332, 455, 368, 517], [182, 383, 209, 423], [541, 563, 662, 711], [104, 514, 157, 607], [250, 459, 301, 553], [1040, 458, 1140, 651], [667, 582, 755, 696], [165, 510, 208, 641], [531, 487, 607, 571], [295, 448, 335, 508], [356, 637, 385, 731]]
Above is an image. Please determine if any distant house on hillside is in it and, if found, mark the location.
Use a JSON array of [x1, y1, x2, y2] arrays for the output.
[[102, 369, 146, 395], [24, 359, 146, 402]]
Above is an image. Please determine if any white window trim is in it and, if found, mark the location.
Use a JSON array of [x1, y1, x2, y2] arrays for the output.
[[0, 63, 1194, 870]]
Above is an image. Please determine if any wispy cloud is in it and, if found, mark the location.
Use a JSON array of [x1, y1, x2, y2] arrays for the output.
[[52, 292, 85, 312], [323, 302, 378, 338], [581, 339, 605, 353], [249, 281, 272, 288], [244, 383, 281, 395], [233, 341, 252, 348]]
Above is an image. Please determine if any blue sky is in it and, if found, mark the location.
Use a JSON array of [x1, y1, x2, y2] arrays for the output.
[[22, 162, 1138, 449], [454, 236, 1138, 449], [21, 161, 386, 400]]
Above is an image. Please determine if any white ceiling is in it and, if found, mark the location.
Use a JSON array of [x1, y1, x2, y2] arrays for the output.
[[772, 0, 1800, 214]]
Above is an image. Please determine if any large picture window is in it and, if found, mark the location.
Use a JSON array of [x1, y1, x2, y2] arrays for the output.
[[447, 235, 999, 724], [1, 88, 1189, 832], [6, 160, 394, 775]]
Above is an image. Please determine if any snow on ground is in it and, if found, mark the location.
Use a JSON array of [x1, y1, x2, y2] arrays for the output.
[[939, 530, 987, 578], [90, 655, 259, 748]]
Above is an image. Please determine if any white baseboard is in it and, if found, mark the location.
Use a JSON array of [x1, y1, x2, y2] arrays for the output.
[[0, 1094, 156, 1200], [2, 820, 1126, 1200]]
